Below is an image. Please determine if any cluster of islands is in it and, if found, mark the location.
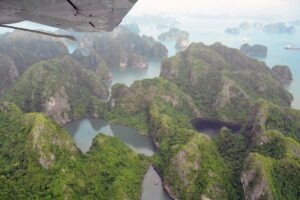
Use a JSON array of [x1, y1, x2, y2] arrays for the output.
[[225, 21, 297, 35], [0, 15, 299, 200]]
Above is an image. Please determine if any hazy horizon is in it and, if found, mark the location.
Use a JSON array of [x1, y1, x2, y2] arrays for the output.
[[130, 0, 300, 19]]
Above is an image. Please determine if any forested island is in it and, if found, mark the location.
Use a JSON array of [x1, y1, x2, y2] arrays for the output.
[[0, 30, 299, 200]]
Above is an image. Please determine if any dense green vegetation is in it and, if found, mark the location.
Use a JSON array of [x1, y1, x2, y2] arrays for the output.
[[265, 106, 300, 142], [242, 152, 300, 200], [0, 102, 148, 199], [161, 42, 292, 122], [1, 40, 299, 200], [0, 30, 68, 74], [215, 128, 248, 200], [3, 56, 109, 124], [241, 100, 300, 200], [162, 134, 236, 200], [105, 78, 198, 133]]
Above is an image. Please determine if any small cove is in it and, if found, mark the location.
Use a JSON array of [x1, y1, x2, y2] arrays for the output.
[[65, 118, 172, 200], [65, 118, 155, 155]]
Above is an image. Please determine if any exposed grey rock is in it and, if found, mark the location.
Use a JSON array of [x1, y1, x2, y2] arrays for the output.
[[263, 22, 296, 34], [272, 65, 293, 83], [0, 54, 18, 96], [0, 30, 68, 74], [240, 44, 268, 58], [158, 28, 189, 41]]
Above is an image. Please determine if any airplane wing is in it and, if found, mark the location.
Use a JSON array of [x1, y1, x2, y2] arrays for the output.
[[0, 0, 137, 32]]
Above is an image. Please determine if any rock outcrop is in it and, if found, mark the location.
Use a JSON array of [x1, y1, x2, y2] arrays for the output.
[[241, 153, 274, 200], [71, 49, 112, 81], [158, 28, 189, 41], [164, 134, 231, 199], [175, 36, 189, 51], [161, 42, 292, 122], [240, 99, 300, 200], [0, 30, 68, 74], [240, 43, 268, 58], [0, 54, 19, 96], [3, 56, 109, 124], [272, 65, 293, 83], [57, 27, 168, 69], [263, 22, 296, 34], [0, 102, 147, 199], [93, 28, 168, 68]]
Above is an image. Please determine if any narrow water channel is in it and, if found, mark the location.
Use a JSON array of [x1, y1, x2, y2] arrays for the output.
[[141, 166, 173, 200]]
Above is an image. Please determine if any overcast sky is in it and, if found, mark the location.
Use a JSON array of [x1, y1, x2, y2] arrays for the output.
[[130, 0, 300, 18]]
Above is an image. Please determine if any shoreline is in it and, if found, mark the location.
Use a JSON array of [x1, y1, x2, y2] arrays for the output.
[[151, 165, 177, 200]]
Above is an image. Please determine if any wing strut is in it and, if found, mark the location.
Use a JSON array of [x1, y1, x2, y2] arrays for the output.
[[0, 24, 77, 41]]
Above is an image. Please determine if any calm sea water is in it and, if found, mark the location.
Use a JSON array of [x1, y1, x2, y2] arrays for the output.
[[176, 17, 300, 109], [113, 18, 299, 109], [65, 118, 155, 155], [135, 18, 300, 110], [65, 118, 171, 200], [110, 60, 161, 86]]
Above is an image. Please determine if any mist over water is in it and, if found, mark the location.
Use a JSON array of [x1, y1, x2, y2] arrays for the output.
[[135, 16, 300, 109]]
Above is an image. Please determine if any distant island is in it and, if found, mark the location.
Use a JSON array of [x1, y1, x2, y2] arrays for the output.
[[225, 21, 296, 35], [263, 22, 296, 34], [158, 28, 190, 50], [272, 65, 293, 84], [59, 27, 168, 69], [240, 43, 268, 58], [0, 26, 299, 200], [225, 27, 240, 34], [158, 28, 189, 41], [239, 21, 251, 31]]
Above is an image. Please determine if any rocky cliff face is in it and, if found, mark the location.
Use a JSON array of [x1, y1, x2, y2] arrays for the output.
[[0, 54, 19, 96], [93, 28, 168, 68], [71, 49, 112, 81], [161, 42, 292, 122], [0, 31, 68, 74], [158, 28, 189, 41], [3, 56, 109, 124], [107, 78, 199, 132], [272, 65, 293, 83], [164, 134, 232, 200], [240, 44, 268, 58], [241, 153, 274, 200], [175, 37, 189, 51], [0, 102, 147, 199], [158, 28, 190, 51], [240, 100, 300, 200]]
